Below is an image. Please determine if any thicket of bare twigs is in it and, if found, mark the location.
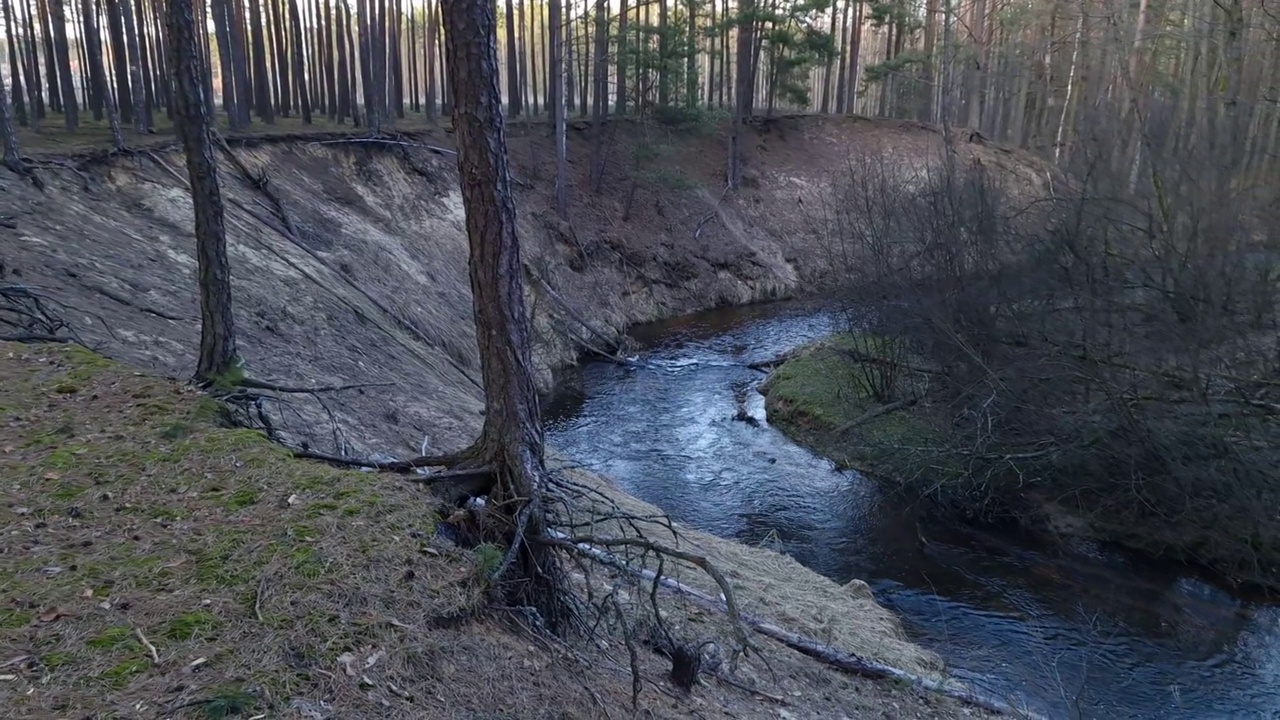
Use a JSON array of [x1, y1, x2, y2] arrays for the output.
[[818, 123, 1280, 588]]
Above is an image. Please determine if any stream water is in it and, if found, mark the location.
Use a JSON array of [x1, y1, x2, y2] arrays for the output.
[[544, 300, 1280, 720]]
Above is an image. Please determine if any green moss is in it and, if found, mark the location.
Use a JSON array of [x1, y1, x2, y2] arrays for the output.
[[103, 658, 148, 687], [50, 480, 89, 501], [87, 626, 140, 651], [53, 382, 80, 394], [40, 652, 73, 670], [304, 501, 340, 518], [164, 611, 220, 641], [0, 608, 33, 629], [225, 488, 259, 510], [46, 446, 88, 469], [160, 422, 194, 440], [288, 546, 325, 580], [762, 334, 937, 474], [472, 543, 504, 582]]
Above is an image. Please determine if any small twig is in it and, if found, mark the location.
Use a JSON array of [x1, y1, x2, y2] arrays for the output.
[[254, 575, 267, 623], [134, 628, 160, 664]]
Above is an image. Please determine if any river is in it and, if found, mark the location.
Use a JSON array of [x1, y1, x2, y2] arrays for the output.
[[543, 300, 1280, 720]]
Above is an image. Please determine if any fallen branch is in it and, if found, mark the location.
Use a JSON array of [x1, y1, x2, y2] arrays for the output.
[[546, 532, 755, 662], [833, 397, 919, 435], [549, 529, 1040, 718], [531, 274, 624, 358], [307, 137, 457, 155], [291, 448, 465, 473], [0, 332, 73, 343], [238, 377, 395, 394]]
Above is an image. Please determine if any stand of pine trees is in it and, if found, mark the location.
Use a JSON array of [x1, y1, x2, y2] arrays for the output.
[[2, 0, 1276, 187]]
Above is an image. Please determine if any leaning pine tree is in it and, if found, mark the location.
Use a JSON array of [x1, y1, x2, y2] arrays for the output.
[[167, 0, 239, 383], [439, 0, 569, 627]]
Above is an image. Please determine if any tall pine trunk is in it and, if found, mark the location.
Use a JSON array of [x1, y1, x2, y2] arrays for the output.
[[3, 0, 28, 125], [504, 0, 520, 115], [439, 0, 567, 627], [118, 0, 149, 130], [105, 0, 132, 123], [549, 0, 567, 219], [168, 0, 239, 382], [248, 0, 276, 121], [288, 0, 313, 122], [0, 75, 23, 172], [48, 0, 78, 128], [588, 0, 608, 191]]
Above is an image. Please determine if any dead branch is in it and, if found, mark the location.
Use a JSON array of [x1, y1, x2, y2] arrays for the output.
[[531, 273, 626, 358], [833, 397, 919, 435], [546, 532, 755, 661], [548, 529, 1039, 718], [238, 377, 395, 394], [692, 185, 731, 241], [291, 448, 466, 472], [306, 137, 458, 156]]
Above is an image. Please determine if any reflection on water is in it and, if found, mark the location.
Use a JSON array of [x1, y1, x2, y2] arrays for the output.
[[544, 300, 1280, 720]]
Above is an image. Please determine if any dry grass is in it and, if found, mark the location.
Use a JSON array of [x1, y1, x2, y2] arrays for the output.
[[0, 342, 992, 719]]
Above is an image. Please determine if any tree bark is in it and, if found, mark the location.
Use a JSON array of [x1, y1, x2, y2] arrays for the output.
[[167, 0, 239, 382], [2, 0, 28, 125], [267, 0, 287, 114], [615, 0, 627, 114], [248, 0, 276, 121], [19, 0, 44, 123], [118, 0, 149, 131], [48, 0, 78, 128], [504, 0, 520, 115], [81, 0, 124, 145], [588, 0, 608, 191], [288, 0, 313, 123], [425, 0, 438, 118], [728, 0, 754, 187], [549, 0, 568, 218], [105, 0, 132, 124], [439, 0, 566, 626], [0, 76, 23, 172]]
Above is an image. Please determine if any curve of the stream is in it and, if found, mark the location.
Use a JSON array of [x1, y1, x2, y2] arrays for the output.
[[544, 300, 1280, 720]]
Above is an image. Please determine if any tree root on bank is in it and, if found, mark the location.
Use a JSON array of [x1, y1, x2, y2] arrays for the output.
[[548, 527, 1042, 719]]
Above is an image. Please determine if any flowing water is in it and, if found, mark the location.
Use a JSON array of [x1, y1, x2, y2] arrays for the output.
[[544, 300, 1280, 720]]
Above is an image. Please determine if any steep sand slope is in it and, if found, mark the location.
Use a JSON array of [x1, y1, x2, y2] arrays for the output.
[[0, 116, 1016, 456]]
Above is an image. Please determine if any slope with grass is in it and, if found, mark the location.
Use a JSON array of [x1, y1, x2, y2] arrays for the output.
[[0, 343, 996, 718]]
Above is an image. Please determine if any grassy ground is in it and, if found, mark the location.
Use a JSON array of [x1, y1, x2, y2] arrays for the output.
[[759, 335, 936, 480], [0, 341, 991, 719], [0, 341, 489, 717]]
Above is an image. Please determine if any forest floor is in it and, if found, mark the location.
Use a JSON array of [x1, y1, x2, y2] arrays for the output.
[[0, 342, 998, 719], [0, 114, 1038, 717]]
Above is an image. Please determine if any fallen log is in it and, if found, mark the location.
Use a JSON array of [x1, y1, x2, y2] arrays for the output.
[[547, 529, 1042, 719]]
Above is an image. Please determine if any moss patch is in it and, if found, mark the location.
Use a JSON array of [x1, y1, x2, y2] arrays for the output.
[[760, 335, 938, 477]]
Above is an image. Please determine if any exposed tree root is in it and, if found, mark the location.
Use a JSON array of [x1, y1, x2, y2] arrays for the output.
[[548, 528, 1041, 718], [290, 447, 467, 472], [237, 377, 395, 394]]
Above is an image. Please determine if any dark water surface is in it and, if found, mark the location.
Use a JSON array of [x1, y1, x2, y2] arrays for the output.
[[544, 300, 1280, 720]]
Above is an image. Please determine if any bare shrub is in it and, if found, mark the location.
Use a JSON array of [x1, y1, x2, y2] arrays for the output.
[[817, 129, 1280, 586]]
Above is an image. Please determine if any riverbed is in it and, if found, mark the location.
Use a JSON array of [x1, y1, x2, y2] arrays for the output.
[[544, 300, 1280, 720]]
